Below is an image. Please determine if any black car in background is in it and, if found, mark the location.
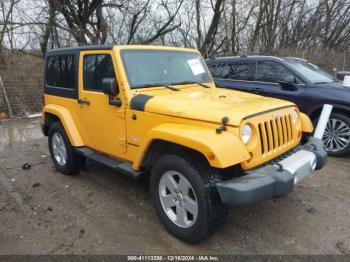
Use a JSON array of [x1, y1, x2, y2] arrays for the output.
[[206, 56, 350, 156]]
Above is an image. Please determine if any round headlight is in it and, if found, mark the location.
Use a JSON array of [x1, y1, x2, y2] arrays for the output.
[[292, 110, 299, 124], [241, 124, 252, 145]]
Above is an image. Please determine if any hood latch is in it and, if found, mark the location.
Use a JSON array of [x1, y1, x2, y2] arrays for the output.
[[216, 116, 229, 134]]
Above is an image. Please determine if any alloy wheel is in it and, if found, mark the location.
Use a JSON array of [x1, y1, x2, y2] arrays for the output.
[[323, 118, 350, 152], [52, 132, 67, 166], [158, 170, 198, 228]]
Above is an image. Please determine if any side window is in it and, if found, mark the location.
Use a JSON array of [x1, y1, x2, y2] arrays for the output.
[[46, 55, 75, 89], [210, 62, 230, 78], [210, 61, 254, 80], [209, 62, 219, 78], [206, 62, 216, 76], [83, 54, 116, 91], [256, 61, 294, 83], [226, 61, 255, 81]]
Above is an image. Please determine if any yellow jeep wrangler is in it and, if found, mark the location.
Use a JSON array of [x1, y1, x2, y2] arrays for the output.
[[42, 45, 327, 243]]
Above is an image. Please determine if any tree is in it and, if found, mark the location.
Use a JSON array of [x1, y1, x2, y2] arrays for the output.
[[0, 0, 20, 52], [55, 0, 115, 45], [40, 0, 57, 56]]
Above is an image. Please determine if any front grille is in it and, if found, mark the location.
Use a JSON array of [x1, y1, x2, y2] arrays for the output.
[[257, 114, 294, 155]]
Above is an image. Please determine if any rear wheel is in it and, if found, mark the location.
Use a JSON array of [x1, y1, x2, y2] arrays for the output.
[[315, 113, 350, 156], [150, 153, 227, 244], [48, 122, 85, 175]]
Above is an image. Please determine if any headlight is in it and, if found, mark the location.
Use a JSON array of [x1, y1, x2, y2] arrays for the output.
[[241, 124, 252, 145], [292, 110, 299, 124]]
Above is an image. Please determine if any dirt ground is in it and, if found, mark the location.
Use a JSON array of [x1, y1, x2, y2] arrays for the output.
[[0, 118, 349, 255]]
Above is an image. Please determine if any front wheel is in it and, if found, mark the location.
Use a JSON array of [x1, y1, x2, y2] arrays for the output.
[[150, 154, 227, 244], [315, 113, 350, 156]]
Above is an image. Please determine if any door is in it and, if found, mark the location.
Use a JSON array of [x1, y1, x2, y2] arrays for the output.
[[251, 60, 306, 109], [76, 50, 126, 157]]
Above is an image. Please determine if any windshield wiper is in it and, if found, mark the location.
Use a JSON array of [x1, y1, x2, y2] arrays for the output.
[[170, 81, 211, 88], [162, 85, 180, 91], [314, 81, 334, 84], [133, 83, 180, 91]]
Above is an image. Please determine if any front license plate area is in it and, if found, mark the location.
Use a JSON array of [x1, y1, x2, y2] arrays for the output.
[[278, 150, 317, 184]]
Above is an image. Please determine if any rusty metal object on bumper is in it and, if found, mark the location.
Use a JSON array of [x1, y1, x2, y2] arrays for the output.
[[216, 138, 327, 206]]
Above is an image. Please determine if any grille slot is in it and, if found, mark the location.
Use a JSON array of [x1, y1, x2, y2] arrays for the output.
[[258, 113, 294, 155]]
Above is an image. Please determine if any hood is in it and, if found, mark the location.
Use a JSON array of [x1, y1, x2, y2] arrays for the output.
[[136, 87, 295, 126], [314, 81, 350, 90]]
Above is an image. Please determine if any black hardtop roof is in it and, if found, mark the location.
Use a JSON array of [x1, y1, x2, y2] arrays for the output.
[[46, 45, 113, 55]]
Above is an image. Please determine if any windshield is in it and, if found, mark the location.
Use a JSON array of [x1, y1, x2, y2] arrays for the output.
[[285, 59, 335, 84], [121, 50, 212, 88]]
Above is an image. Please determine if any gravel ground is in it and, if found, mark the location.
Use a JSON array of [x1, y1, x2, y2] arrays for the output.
[[0, 118, 349, 255]]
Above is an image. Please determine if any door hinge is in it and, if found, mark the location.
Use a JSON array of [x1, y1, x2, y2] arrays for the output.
[[118, 138, 126, 147]]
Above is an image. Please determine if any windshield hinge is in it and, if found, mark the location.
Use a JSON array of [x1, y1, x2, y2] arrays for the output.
[[116, 111, 125, 119]]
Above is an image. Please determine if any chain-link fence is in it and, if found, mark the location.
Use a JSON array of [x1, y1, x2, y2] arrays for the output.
[[0, 74, 13, 117], [0, 52, 43, 118]]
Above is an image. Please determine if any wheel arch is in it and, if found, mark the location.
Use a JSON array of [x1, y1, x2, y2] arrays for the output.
[[132, 123, 250, 171], [140, 139, 210, 169], [309, 104, 350, 121], [42, 112, 60, 136], [308, 104, 350, 156], [42, 105, 84, 147]]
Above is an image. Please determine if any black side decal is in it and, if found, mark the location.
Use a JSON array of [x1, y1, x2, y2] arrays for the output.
[[130, 94, 153, 111]]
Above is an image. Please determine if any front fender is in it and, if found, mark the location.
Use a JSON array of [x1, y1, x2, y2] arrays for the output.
[[133, 123, 250, 170], [42, 104, 84, 146], [301, 112, 314, 133]]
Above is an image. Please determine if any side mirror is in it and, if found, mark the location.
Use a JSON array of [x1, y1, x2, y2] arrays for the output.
[[278, 81, 297, 91], [102, 78, 118, 96], [278, 75, 297, 91], [102, 78, 122, 107]]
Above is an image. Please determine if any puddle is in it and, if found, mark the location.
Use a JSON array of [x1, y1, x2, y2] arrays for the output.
[[0, 119, 43, 150]]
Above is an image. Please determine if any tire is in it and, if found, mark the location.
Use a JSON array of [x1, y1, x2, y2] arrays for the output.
[[150, 153, 228, 244], [314, 113, 350, 156], [48, 122, 85, 175]]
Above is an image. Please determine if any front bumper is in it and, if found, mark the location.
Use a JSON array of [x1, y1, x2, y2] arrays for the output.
[[216, 137, 327, 206]]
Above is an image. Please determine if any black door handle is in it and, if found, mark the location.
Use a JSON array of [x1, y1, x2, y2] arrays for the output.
[[78, 98, 90, 105]]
